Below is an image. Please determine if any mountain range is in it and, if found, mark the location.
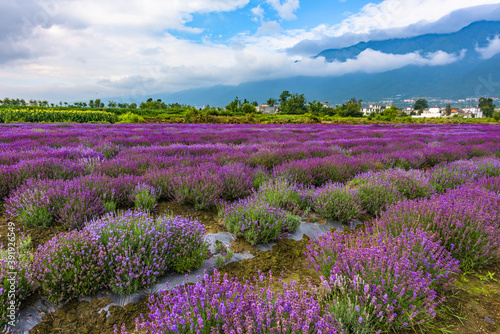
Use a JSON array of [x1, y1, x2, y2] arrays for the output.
[[134, 21, 500, 107]]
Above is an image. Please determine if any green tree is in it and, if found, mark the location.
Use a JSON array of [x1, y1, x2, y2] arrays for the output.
[[413, 99, 428, 112], [225, 97, 242, 113], [445, 104, 451, 116], [308, 101, 324, 115], [94, 99, 101, 109], [493, 110, 500, 121], [241, 103, 257, 114], [382, 105, 400, 119], [279, 91, 291, 104], [129, 103, 137, 109], [478, 97, 495, 118], [336, 98, 363, 117], [266, 98, 276, 107], [280, 93, 307, 114]]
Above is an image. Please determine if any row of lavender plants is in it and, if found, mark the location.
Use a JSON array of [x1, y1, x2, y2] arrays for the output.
[[219, 157, 500, 240], [5, 155, 499, 239], [125, 178, 500, 333], [1, 124, 500, 199], [1, 211, 210, 330]]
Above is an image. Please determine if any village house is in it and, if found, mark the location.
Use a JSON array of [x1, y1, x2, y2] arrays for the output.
[[412, 106, 442, 118], [257, 104, 278, 114], [361, 104, 384, 115]]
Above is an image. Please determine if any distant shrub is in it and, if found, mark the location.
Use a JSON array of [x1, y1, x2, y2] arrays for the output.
[[117, 112, 145, 123]]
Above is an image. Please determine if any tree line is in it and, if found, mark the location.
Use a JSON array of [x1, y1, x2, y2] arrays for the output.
[[225, 91, 364, 117]]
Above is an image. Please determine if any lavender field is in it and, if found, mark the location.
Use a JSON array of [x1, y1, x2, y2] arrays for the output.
[[1, 123, 500, 333]]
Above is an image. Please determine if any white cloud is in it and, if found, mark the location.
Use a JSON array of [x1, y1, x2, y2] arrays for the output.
[[476, 35, 500, 59], [287, 1, 500, 56], [337, 0, 499, 34], [256, 21, 281, 35], [266, 0, 300, 20], [286, 49, 466, 77], [251, 5, 264, 21]]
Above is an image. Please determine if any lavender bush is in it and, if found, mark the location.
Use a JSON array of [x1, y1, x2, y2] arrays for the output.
[[349, 168, 435, 201], [350, 179, 402, 217], [173, 169, 223, 209], [254, 178, 303, 209], [32, 229, 108, 304], [471, 176, 500, 194], [54, 185, 107, 230], [429, 157, 500, 193], [117, 270, 341, 334], [221, 197, 301, 245], [273, 156, 362, 187], [311, 182, 363, 223], [218, 163, 257, 201], [0, 235, 33, 330], [6, 175, 142, 229], [213, 241, 235, 270], [143, 168, 178, 201], [130, 183, 161, 212], [5, 180, 55, 227], [374, 186, 500, 270], [86, 211, 209, 294], [306, 228, 459, 333]]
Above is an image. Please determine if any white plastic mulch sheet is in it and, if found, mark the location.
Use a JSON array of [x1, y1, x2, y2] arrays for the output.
[[13, 219, 358, 333]]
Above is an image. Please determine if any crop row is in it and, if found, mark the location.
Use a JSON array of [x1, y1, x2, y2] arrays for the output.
[[0, 108, 118, 123], [4, 157, 499, 232]]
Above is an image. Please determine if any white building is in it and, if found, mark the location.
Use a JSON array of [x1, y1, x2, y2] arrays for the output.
[[428, 106, 441, 114], [362, 104, 383, 115], [257, 104, 278, 114], [412, 107, 442, 118], [463, 107, 483, 118]]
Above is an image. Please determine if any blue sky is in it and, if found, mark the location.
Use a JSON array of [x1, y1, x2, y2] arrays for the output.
[[171, 1, 371, 44], [1, 0, 500, 102]]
